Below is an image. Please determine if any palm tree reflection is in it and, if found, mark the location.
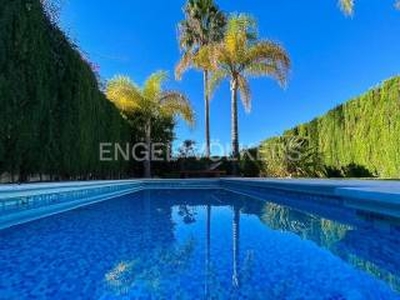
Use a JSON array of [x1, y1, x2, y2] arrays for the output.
[[105, 261, 137, 295], [105, 238, 196, 296], [178, 205, 197, 224], [104, 190, 195, 297], [232, 204, 241, 289], [205, 204, 211, 298]]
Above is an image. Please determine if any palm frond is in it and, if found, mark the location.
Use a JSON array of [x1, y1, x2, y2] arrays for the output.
[[196, 45, 219, 70], [175, 52, 194, 80], [339, 0, 354, 16], [106, 72, 194, 132], [208, 69, 228, 98], [179, 0, 227, 48], [246, 41, 291, 86], [225, 15, 251, 59], [105, 75, 142, 113], [177, 0, 227, 83], [226, 14, 257, 42], [221, 14, 259, 70], [178, 19, 196, 51], [236, 75, 251, 113], [159, 91, 195, 126], [143, 71, 169, 101], [199, 43, 224, 70], [175, 46, 216, 81], [245, 62, 281, 81]]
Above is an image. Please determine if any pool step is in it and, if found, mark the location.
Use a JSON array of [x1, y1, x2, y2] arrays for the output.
[[337, 188, 400, 218], [0, 181, 142, 230], [1, 182, 141, 212], [0, 188, 144, 230]]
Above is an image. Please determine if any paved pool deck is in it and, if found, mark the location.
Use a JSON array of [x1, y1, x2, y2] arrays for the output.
[[224, 178, 400, 198]]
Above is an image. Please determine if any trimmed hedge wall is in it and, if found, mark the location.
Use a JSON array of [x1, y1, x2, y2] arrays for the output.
[[0, 0, 131, 181], [261, 77, 400, 178]]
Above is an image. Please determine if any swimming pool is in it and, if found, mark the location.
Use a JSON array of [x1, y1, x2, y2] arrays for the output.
[[1, 187, 400, 299]]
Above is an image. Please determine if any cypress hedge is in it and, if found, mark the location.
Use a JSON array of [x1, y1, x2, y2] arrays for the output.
[[260, 77, 400, 178], [0, 0, 131, 181]]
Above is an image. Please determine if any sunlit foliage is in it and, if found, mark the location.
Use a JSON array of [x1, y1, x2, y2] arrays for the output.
[[260, 136, 325, 178], [261, 77, 400, 178], [106, 71, 194, 177], [106, 71, 194, 129]]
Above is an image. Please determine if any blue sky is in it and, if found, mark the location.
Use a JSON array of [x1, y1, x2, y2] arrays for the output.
[[60, 0, 400, 153]]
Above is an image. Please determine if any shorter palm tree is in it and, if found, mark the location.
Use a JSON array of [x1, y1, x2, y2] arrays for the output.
[[106, 71, 194, 178], [206, 14, 290, 174]]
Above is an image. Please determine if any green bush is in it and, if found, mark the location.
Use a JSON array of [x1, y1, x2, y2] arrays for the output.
[[260, 77, 400, 178], [0, 0, 130, 181], [260, 136, 325, 178], [240, 148, 262, 177]]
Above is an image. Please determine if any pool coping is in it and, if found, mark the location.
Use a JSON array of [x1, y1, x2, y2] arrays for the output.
[[222, 178, 400, 214]]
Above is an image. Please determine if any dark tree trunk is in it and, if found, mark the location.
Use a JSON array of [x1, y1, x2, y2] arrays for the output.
[[231, 79, 239, 175], [144, 118, 152, 178], [204, 70, 211, 158]]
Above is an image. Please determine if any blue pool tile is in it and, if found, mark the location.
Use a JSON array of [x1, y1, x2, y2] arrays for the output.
[[0, 189, 399, 299]]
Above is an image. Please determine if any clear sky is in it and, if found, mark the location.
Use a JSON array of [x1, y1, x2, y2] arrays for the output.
[[60, 0, 400, 154]]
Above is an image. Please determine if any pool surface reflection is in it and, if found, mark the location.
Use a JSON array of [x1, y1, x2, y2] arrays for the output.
[[1, 189, 399, 299]]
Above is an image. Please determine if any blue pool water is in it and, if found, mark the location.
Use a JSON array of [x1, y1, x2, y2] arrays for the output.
[[1, 189, 400, 299]]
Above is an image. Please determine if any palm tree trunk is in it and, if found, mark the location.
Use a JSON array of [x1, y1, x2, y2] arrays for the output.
[[144, 118, 152, 178], [231, 79, 239, 175], [232, 205, 240, 288], [204, 70, 211, 158]]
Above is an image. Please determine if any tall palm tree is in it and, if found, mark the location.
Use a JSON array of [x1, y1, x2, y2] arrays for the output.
[[207, 14, 290, 174], [106, 71, 194, 178], [176, 0, 227, 158]]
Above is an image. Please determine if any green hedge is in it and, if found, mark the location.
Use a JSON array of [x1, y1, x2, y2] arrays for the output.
[[260, 77, 400, 178], [0, 0, 131, 180]]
